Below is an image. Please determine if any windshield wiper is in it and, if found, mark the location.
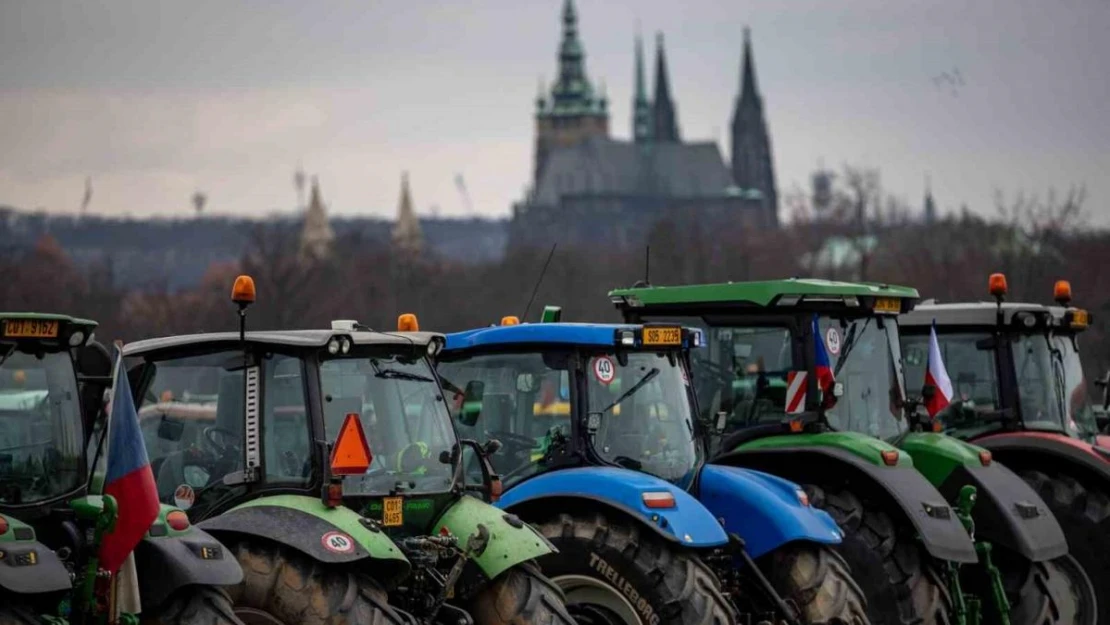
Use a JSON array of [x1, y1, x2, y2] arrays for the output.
[[374, 368, 435, 383], [832, 318, 869, 377], [598, 368, 659, 415]]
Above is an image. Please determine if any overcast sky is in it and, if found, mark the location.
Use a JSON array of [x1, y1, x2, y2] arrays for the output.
[[1, 0, 1107, 224]]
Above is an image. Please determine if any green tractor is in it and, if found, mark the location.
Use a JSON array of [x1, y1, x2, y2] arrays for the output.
[[117, 277, 574, 625], [610, 279, 1089, 625], [1, 313, 243, 625]]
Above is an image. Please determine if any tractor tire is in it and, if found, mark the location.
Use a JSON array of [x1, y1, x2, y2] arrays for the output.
[[993, 556, 1094, 625], [1020, 469, 1110, 624], [464, 560, 577, 625], [223, 539, 413, 625], [758, 543, 870, 625], [531, 511, 735, 625], [0, 604, 39, 625], [141, 586, 245, 625], [806, 484, 953, 625]]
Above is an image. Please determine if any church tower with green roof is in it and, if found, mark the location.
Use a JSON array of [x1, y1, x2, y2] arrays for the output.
[[533, 0, 609, 187]]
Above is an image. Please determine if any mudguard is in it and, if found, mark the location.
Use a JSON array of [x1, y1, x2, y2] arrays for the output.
[[434, 494, 555, 581], [900, 432, 1067, 562], [0, 515, 70, 595], [938, 463, 1067, 562], [716, 445, 978, 563], [697, 464, 842, 559], [497, 467, 729, 547], [135, 505, 244, 609], [975, 432, 1110, 486], [197, 494, 410, 580]]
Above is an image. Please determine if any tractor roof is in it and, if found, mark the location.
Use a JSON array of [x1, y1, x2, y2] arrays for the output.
[[901, 301, 1081, 330], [1, 312, 98, 348], [125, 329, 443, 358], [0, 312, 97, 327], [444, 322, 686, 351], [609, 278, 918, 313]]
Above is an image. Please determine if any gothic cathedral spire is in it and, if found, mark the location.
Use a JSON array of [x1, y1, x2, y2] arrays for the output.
[[299, 176, 335, 263], [730, 27, 778, 226], [651, 32, 680, 143], [632, 30, 652, 143], [392, 171, 423, 255]]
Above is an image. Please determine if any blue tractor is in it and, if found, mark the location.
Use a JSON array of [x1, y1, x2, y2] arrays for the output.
[[434, 314, 869, 625]]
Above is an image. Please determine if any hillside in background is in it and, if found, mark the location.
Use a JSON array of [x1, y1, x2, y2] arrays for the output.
[[0, 206, 509, 289]]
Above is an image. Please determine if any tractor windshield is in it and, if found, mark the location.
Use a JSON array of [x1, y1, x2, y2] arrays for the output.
[[320, 350, 456, 495], [0, 347, 85, 505], [688, 324, 796, 429], [817, 315, 908, 440], [1051, 332, 1099, 440]]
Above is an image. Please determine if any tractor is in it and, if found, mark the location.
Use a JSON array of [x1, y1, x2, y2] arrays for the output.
[[117, 276, 575, 625], [434, 312, 865, 625], [610, 278, 1091, 625], [0, 312, 243, 625], [900, 274, 1109, 623]]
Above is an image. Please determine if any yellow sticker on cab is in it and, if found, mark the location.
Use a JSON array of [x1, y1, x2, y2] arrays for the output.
[[383, 497, 403, 527]]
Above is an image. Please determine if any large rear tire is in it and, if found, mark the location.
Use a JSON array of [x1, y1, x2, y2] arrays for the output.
[[1001, 556, 1094, 625], [464, 560, 577, 625], [807, 484, 953, 625], [224, 539, 412, 625], [1020, 470, 1109, 624], [531, 511, 735, 625], [755, 543, 870, 625], [141, 586, 245, 625]]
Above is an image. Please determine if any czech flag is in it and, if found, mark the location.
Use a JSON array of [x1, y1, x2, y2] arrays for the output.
[[924, 321, 954, 417], [99, 349, 160, 575], [812, 314, 836, 403]]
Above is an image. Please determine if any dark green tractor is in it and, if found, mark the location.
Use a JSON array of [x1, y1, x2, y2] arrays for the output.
[[1, 313, 243, 625], [117, 277, 574, 625]]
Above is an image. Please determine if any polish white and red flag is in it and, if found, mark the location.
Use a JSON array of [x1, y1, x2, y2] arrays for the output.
[[924, 321, 953, 417]]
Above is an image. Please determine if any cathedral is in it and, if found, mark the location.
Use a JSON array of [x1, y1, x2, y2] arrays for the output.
[[510, 0, 778, 250]]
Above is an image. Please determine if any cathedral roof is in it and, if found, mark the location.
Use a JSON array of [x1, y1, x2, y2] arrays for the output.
[[532, 137, 739, 206]]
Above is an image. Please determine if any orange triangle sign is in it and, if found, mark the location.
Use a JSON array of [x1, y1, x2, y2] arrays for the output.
[[330, 413, 373, 475]]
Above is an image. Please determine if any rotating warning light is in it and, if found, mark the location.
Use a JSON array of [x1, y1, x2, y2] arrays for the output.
[[398, 313, 419, 332], [331, 413, 373, 475], [231, 275, 256, 306], [1054, 280, 1072, 306], [988, 273, 1008, 298], [500, 316, 520, 326]]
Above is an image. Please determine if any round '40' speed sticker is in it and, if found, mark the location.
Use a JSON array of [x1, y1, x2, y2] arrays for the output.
[[593, 356, 616, 385]]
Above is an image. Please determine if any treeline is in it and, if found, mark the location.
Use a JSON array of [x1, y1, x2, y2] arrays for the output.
[[2, 190, 1108, 388]]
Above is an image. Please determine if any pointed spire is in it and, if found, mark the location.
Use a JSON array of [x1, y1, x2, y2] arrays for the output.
[[740, 27, 760, 103], [651, 32, 680, 142], [392, 171, 423, 254], [300, 176, 334, 262], [923, 173, 937, 224], [632, 29, 652, 143]]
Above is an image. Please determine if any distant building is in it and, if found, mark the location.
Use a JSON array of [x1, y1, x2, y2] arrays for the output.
[[510, 0, 775, 250], [923, 176, 937, 224], [730, 28, 778, 225], [392, 172, 424, 255], [300, 177, 335, 262]]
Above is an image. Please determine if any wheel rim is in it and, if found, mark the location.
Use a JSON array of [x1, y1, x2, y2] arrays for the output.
[[1054, 555, 1099, 625], [234, 608, 287, 625], [553, 574, 643, 625]]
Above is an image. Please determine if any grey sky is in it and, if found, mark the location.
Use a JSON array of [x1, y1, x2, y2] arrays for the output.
[[2, 0, 1107, 224]]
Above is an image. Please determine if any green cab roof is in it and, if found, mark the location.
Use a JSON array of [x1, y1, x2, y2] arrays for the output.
[[609, 278, 919, 309]]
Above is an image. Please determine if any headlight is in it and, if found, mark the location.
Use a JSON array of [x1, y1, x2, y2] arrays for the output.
[[340, 337, 351, 354], [69, 331, 85, 347], [619, 330, 635, 346], [327, 338, 340, 355]]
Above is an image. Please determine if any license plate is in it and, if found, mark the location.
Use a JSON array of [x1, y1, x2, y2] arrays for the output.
[[2, 319, 58, 338], [643, 327, 681, 346], [873, 298, 901, 314], [382, 497, 403, 527]]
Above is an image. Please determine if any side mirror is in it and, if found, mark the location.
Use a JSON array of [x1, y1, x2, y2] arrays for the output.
[[456, 380, 485, 427], [459, 439, 503, 502], [157, 417, 185, 442]]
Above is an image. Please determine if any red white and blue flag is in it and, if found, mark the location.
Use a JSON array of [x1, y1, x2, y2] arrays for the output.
[[99, 349, 160, 575], [812, 315, 836, 404], [924, 321, 953, 417]]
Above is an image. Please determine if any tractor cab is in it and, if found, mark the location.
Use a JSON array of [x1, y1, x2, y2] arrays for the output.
[[900, 276, 1103, 444], [437, 317, 706, 491], [610, 279, 919, 447]]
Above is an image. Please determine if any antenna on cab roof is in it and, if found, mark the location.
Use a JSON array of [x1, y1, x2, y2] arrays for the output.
[[521, 243, 557, 323], [632, 245, 651, 288]]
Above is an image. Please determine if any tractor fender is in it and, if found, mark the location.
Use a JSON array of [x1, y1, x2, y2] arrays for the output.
[[975, 432, 1110, 486], [197, 494, 410, 581], [0, 515, 70, 595], [498, 467, 729, 547], [715, 446, 978, 563], [433, 494, 556, 582], [696, 464, 843, 559], [937, 463, 1067, 562], [134, 506, 244, 609]]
